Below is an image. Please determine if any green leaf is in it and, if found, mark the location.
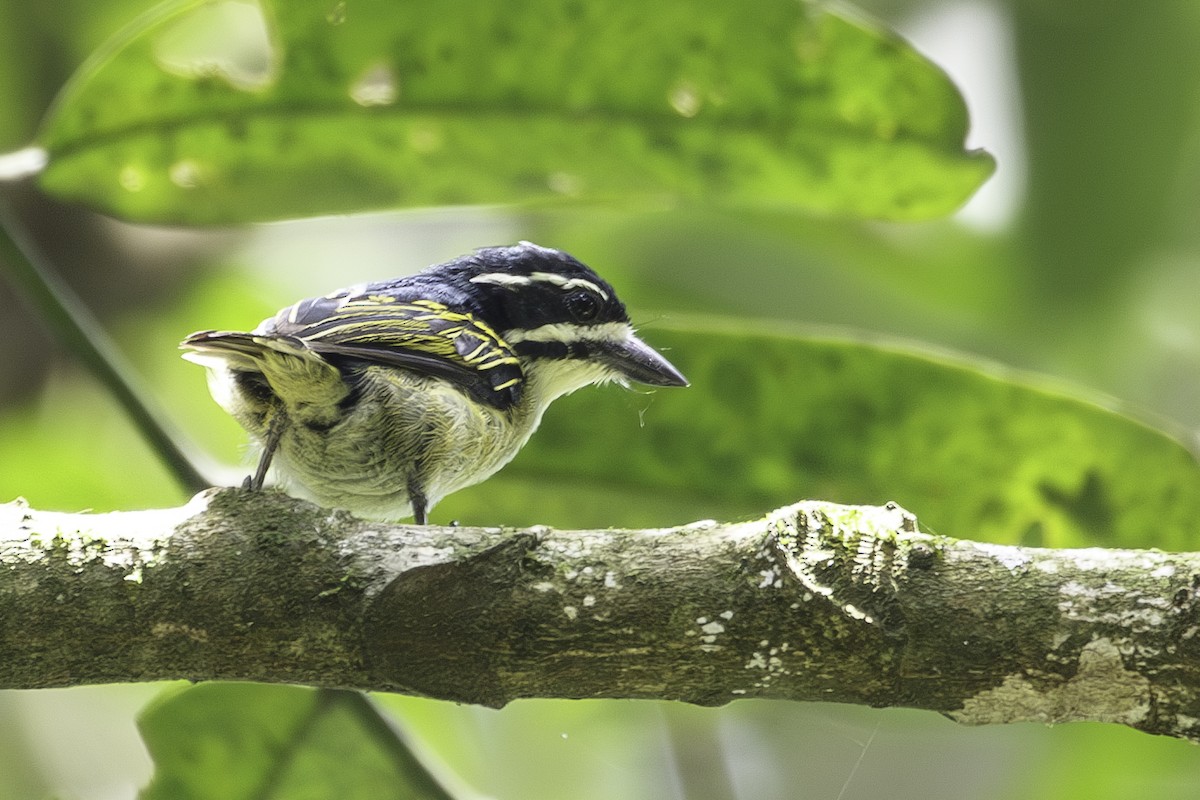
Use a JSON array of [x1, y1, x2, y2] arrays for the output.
[[139, 684, 451, 800], [36, 0, 992, 224], [443, 319, 1200, 550]]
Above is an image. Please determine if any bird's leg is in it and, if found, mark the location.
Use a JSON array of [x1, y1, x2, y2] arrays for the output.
[[246, 412, 287, 491], [407, 476, 428, 525]]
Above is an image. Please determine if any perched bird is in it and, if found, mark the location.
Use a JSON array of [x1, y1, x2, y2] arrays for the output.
[[182, 242, 687, 523]]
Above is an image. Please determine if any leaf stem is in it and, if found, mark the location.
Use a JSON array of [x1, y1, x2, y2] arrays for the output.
[[0, 189, 210, 493], [323, 689, 460, 800]]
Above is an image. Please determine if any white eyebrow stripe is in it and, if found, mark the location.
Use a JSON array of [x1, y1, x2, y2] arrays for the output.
[[528, 272, 609, 300], [503, 321, 631, 344], [470, 271, 609, 300], [470, 273, 533, 288]]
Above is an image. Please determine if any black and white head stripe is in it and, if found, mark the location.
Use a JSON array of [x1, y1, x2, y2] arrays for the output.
[[451, 243, 630, 335], [469, 271, 611, 301]]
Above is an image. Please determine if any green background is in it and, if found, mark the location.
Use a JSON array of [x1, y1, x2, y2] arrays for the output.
[[3, 0, 1200, 798]]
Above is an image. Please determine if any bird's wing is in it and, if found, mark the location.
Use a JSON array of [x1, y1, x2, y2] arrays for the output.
[[269, 295, 524, 409]]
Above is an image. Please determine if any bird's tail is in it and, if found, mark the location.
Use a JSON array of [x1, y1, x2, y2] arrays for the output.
[[181, 331, 350, 428]]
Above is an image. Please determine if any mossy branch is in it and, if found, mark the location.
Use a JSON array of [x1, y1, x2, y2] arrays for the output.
[[2, 489, 1199, 743]]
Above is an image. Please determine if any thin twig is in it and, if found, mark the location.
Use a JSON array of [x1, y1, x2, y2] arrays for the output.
[[0, 190, 210, 493]]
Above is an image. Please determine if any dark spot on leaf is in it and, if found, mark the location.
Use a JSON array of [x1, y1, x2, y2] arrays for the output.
[[818, 347, 845, 373], [788, 440, 829, 474], [1037, 470, 1116, 542], [646, 129, 679, 153], [977, 497, 1007, 522], [696, 152, 731, 184], [491, 21, 516, 45], [562, 0, 586, 21], [226, 117, 248, 141]]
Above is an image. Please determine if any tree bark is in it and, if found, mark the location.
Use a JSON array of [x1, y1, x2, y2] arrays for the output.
[[2, 489, 1198, 743]]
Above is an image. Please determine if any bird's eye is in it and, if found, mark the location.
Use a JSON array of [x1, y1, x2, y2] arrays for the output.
[[566, 291, 600, 322]]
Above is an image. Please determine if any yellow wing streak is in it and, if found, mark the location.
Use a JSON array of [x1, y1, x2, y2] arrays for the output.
[[277, 297, 524, 406]]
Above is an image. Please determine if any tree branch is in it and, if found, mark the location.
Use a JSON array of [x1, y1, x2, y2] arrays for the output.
[[3, 489, 1199, 743]]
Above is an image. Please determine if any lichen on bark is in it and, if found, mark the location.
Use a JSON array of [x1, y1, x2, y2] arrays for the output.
[[4, 489, 1200, 743]]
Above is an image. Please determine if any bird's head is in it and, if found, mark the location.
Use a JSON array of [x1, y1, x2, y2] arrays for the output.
[[435, 242, 689, 397]]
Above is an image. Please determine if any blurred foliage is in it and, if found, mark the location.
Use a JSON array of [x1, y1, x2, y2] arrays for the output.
[[36, 0, 990, 223], [1015, 4, 1200, 308], [140, 685, 451, 800], [3, 0, 1200, 799]]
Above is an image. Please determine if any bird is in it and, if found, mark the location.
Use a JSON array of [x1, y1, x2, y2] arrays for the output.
[[181, 242, 688, 524]]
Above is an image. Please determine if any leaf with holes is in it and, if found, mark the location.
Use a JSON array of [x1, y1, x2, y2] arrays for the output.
[[35, 0, 993, 224]]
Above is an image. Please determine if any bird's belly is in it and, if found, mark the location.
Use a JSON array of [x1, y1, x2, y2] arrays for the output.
[[273, 370, 534, 520]]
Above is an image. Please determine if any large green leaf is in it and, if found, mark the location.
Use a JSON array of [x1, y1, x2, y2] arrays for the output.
[[443, 319, 1200, 551], [139, 684, 450, 800], [35, 0, 992, 224]]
